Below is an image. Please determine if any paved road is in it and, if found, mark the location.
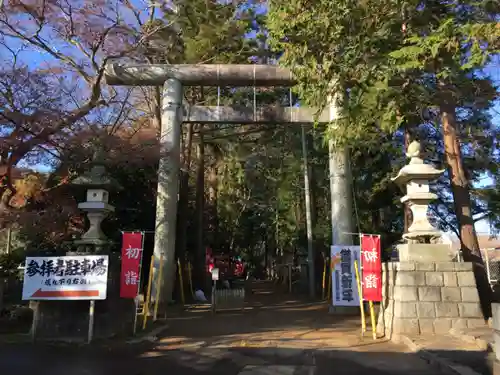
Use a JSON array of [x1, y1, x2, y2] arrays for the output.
[[0, 282, 452, 375], [0, 340, 451, 375]]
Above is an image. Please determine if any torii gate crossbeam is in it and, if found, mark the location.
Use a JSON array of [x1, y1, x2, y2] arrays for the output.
[[105, 63, 354, 305]]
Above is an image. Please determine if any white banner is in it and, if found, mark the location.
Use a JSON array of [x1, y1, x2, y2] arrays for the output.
[[331, 245, 360, 307], [22, 255, 109, 301]]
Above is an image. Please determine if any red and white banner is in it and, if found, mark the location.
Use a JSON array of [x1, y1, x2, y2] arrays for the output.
[[360, 234, 382, 302], [120, 232, 144, 299]]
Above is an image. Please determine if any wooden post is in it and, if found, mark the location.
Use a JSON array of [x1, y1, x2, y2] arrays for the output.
[[30, 301, 40, 343], [87, 300, 95, 344], [322, 259, 327, 300]]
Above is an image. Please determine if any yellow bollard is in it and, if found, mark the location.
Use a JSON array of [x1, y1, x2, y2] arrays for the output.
[[153, 253, 164, 321], [187, 261, 194, 298], [143, 256, 155, 330], [353, 260, 366, 335], [369, 300, 377, 340], [321, 259, 327, 300], [177, 258, 185, 306]]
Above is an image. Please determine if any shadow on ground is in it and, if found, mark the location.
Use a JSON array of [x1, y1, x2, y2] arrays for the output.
[[0, 281, 494, 375], [0, 342, 494, 375]]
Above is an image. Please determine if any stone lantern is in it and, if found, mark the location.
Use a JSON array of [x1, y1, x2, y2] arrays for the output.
[[391, 140, 452, 262], [71, 148, 121, 252], [375, 139, 485, 337], [392, 140, 445, 239]]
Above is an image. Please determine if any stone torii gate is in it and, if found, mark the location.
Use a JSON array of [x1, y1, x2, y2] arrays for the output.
[[105, 63, 354, 304]]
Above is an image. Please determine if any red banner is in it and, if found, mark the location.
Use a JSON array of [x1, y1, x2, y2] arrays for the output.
[[361, 234, 382, 302], [120, 232, 144, 299]]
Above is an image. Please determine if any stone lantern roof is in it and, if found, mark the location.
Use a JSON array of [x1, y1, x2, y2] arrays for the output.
[[70, 147, 122, 191]]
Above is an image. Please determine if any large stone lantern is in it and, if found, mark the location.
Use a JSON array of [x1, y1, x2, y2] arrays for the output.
[[71, 148, 121, 252], [391, 140, 452, 262], [392, 140, 445, 240], [376, 139, 485, 337]]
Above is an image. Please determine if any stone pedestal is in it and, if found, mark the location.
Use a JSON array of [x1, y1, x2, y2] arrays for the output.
[[377, 261, 487, 337], [397, 243, 455, 262]]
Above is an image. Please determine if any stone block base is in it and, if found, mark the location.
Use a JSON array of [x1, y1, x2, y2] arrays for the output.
[[377, 261, 487, 337]]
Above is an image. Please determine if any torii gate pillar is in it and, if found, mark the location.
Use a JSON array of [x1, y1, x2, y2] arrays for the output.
[[105, 63, 356, 306], [154, 78, 182, 304]]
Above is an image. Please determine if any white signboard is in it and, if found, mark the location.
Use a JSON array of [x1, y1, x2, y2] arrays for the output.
[[211, 267, 219, 281], [22, 255, 109, 301], [331, 246, 360, 307]]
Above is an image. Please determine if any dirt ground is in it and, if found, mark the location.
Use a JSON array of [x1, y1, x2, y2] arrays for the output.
[[0, 281, 471, 375]]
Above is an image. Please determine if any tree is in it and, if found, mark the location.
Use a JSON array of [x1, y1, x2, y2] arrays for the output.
[[267, 0, 499, 312], [0, 0, 165, 215]]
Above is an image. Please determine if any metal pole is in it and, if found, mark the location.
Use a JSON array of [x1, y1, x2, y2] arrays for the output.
[[152, 78, 183, 306], [87, 300, 95, 344], [328, 93, 355, 246], [301, 124, 315, 298]]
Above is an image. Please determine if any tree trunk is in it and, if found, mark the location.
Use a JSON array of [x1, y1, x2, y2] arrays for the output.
[[441, 101, 491, 318], [176, 123, 194, 262], [194, 131, 205, 291], [206, 144, 220, 250]]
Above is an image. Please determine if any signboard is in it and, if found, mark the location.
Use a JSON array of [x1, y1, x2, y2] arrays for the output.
[[120, 232, 144, 299], [331, 245, 360, 307], [211, 267, 219, 281], [22, 255, 109, 300], [361, 234, 382, 302]]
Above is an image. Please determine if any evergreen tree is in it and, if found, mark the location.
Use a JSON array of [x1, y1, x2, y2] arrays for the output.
[[267, 0, 499, 312]]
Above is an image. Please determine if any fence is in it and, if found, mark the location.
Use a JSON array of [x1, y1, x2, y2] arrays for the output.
[[483, 248, 500, 286]]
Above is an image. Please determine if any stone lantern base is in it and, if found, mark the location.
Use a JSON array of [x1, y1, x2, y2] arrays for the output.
[[377, 260, 487, 336]]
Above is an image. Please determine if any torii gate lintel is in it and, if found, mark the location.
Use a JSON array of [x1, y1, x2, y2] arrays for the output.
[[105, 63, 354, 306]]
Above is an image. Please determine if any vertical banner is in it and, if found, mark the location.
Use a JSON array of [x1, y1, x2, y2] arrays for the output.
[[120, 232, 144, 298], [360, 234, 382, 302], [331, 245, 360, 306]]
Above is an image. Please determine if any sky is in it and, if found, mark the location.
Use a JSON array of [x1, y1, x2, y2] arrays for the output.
[[4, 1, 499, 235]]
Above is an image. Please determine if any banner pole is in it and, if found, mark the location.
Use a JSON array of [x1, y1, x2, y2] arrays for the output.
[[369, 300, 377, 340], [132, 232, 146, 335], [354, 260, 366, 335]]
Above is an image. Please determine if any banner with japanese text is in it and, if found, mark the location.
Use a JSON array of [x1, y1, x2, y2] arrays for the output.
[[22, 255, 109, 300], [360, 234, 382, 302], [120, 232, 144, 299], [331, 245, 360, 307]]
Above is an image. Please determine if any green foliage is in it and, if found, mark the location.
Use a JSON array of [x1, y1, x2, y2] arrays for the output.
[[267, 0, 500, 237]]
